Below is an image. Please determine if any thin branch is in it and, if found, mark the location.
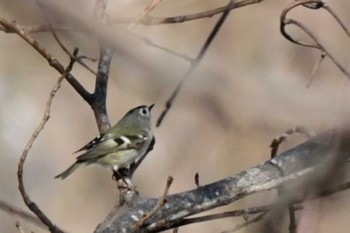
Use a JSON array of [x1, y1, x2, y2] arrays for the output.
[[92, 0, 113, 133], [280, 0, 350, 79], [284, 18, 350, 79], [288, 205, 297, 233], [0, 0, 268, 33], [156, 0, 233, 127], [323, 3, 350, 38], [221, 212, 267, 233], [127, 31, 193, 62], [136, 176, 173, 227], [15, 222, 26, 233], [92, 47, 113, 133], [0, 24, 74, 33], [108, 0, 264, 25], [0, 199, 46, 230], [306, 52, 326, 88], [195, 172, 200, 188], [270, 126, 315, 158], [280, 0, 323, 48], [17, 52, 78, 233], [36, 1, 98, 76], [0, 17, 93, 103], [129, 0, 164, 30]]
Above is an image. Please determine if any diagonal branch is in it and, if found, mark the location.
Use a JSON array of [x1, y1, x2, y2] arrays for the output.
[[0, 17, 93, 104], [0, 199, 47, 230], [95, 129, 348, 233], [17, 52, 78, 233], [157, 0, 233, 127]]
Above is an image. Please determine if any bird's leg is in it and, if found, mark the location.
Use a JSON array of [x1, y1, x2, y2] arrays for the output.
[[112, 167, 134, 189]]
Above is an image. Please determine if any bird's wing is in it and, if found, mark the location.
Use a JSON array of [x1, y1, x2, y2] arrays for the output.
[[76, 133, 150, 162], [73, 133, 108, 153]]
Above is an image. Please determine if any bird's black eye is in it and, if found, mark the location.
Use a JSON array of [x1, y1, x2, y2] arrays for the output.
[[140, 108, 148, 115]]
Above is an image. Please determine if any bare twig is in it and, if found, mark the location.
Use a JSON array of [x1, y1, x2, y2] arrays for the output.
[[195, 172, 200, 188], [0, 199, 46, 229], [0, 17, 93, 103], [92, 0, 113, 133], [280, 0, 350, 79], [288, 205, 297, 233], [221, 212, 267, 233], [36, 1, 98, 76], [15, 222, 25, 233], [323, 3, 350, 38], [306, 52, 326, 88], [108, 0, 264, 25], [156, 0, 233, 127], [92, 46, 113, 133], [127, 31, 193, 62], [0, 0, 268, 33], [0, 24, 76, 33], [17, 51, 78, 233], [270, 126, 315, 158], [129, 0, 164, 30], [137, 176, 174, 227]]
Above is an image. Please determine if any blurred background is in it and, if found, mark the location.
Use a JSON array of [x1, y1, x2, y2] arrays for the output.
[[1, 0, 350, 232]]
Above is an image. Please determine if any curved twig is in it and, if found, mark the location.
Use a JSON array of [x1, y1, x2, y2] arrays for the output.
[[280, 0, 350, 79], [17, 53, 77, 233]]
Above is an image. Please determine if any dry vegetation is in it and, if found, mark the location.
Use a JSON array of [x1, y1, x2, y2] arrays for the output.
[[0, 0, 350, 233]]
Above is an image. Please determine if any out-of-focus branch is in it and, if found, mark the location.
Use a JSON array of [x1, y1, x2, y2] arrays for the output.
[[108, 0, 264, 25], [90, 0, 113, 134], [95, 130, 349, 233], [0, 0, 266, 31], [129, 0, 164, 30], [156, 0, 233, 127], [92, 46, 113, 133], [221, 212, 267, 233], [160, 179, 350, 230], [0, 199, 47, 230], [280, 0, 350, 79], [0, 24, 74, 33], [17, 50, 79, 233], [0, 17, 93, 103], [37, 1, 98, 76]]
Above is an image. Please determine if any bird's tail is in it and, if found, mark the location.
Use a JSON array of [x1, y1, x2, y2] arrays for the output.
[[55, 163, 80, 179]]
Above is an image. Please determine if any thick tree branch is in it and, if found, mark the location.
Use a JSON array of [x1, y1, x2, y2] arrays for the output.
[[95, 130, 347, 233]]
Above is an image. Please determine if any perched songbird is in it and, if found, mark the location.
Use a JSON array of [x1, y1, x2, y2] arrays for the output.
[[55, 105, 154, 179]]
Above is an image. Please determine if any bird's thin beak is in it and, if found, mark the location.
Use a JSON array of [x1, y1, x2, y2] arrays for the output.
[[148, 104, 155, 111]]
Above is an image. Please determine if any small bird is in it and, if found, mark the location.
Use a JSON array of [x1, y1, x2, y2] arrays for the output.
[[55, 105, 154, 179]]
